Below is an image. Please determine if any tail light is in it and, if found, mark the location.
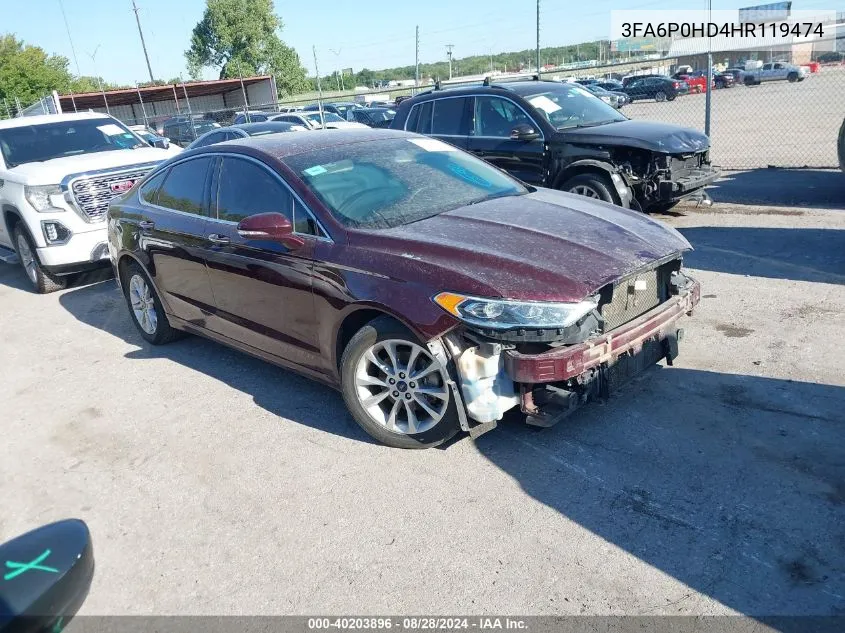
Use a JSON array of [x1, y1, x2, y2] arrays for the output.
[[673, 82, 679, 88]]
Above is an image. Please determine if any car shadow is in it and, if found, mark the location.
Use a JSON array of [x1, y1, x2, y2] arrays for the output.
[[0, 263, 114, 293], [57, 280, 377, 446], [679, 227, 845, 285], [474, 366, 845, 619], [708, 169, 845, 210]]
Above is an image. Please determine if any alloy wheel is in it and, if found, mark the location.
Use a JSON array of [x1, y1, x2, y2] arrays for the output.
[[570, 185, 602, 199], [354, 339, 450, 435], [655, 91, 667, 102], [16, 232, 37, 284], [128, 274, 158, 335]]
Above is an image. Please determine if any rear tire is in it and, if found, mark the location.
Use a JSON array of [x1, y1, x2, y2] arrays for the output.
[[655, 91, 667, 102], [13, 225, 66, 294], [121, 260, 181, 345], [560, 172, 620, 206], [340, 316, 460, 449], [787, 72, 798, 83]]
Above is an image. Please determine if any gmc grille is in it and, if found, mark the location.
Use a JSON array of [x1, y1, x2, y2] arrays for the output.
[[598, 261, 676, 332], [70, 168, 153, 222]]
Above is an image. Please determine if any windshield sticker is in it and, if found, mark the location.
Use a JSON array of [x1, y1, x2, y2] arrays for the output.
[[303, 165, 328, 177], [97, 124, 128, 136], [527, 95, 562, 114], [408, 138, 457, 152], [448, 163, 491, 188]]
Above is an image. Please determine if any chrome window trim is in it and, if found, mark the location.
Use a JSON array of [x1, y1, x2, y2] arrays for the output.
[[137, 155, 215, 219], [212, 152, 333, 242], [404, 93, 544, 141]]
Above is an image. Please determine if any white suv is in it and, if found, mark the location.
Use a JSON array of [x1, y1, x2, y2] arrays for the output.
[[0, 112, 175, 292]]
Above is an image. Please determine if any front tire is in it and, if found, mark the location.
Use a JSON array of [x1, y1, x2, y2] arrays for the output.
[[340, 316, 460, 449], [788, 72, 798, 82], [561, 172, 620, 206], [121, 261, 181, 345], [13, 225, 66, 294]]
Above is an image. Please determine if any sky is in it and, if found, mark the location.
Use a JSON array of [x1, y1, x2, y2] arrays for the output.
[[3, 0, 837, 85]]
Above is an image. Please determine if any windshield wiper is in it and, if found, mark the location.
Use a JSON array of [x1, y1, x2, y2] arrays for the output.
[[560, 119, 622, 130], [466, 190, 524, 206]]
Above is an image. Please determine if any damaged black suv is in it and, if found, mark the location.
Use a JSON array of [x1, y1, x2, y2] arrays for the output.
[[390, 78, 720, 212]]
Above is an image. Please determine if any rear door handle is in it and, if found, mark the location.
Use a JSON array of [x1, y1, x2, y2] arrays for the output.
[[208, 233, 230, 245], [138, 220, 155, 231]]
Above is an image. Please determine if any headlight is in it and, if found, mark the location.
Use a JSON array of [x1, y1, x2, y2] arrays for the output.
[[25, 185, 64, 212], [434, 292, 598, 330]]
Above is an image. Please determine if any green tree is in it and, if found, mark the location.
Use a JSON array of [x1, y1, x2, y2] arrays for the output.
[[0, 34, 72, 106], [185, 0, 308, 96]]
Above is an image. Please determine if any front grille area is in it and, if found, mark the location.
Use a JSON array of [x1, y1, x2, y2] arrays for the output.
[[70, 169, 153, 221], [599, 261, 678, 332], [669, 152, 708, 178]]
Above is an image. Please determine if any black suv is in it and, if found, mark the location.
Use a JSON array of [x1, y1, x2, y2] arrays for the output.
[[623, 76, 689, 102], [161, 116, 221, 147], [389, 79, 719, 211]]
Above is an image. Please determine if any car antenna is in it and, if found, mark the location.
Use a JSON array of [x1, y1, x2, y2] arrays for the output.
[[483, 76, 491, 86], [532, 74, 540, 81], [434, 79, 442, 91]]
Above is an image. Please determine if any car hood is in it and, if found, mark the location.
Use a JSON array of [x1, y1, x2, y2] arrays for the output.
[[558, 119, 710, 153], [3, 147, 171, 186], [347, 188, 691, 303]]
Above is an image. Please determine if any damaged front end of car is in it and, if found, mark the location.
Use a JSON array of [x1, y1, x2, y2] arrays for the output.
[[614, 147, 720, 211], [427, 256, 700, 438]]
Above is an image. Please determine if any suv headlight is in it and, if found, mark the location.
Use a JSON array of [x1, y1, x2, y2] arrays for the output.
[[25, 185, 64, 212], [434, 292, 598, 330]]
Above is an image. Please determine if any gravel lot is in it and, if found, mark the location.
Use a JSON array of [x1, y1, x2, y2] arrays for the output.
[[1, 198, 844, 617], [624, 66, 845, 169]]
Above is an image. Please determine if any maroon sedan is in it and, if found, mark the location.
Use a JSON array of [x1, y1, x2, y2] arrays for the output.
[[107, 129, 699, 449]]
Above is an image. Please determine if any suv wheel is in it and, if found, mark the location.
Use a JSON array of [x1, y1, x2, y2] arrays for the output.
[[121, 261, 181, 345], [341, 316, 460, 449], [561, 173, 620, 206], [13, 225, 66, 294]]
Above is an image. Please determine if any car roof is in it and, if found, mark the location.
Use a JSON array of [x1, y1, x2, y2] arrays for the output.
[[192, 128, 414, 160], [0, 111, 113, 130]]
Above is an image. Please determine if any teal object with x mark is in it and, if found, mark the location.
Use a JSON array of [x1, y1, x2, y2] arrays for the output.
[[4, 549, 59, 580]]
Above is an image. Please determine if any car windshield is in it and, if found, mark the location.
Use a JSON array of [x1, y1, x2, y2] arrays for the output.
[[518, 83, 626, 130], [305, 112, 345, 124], [190, 121, 219, 134], [283, 137, 528, 229], [0, 118, 146, 168]]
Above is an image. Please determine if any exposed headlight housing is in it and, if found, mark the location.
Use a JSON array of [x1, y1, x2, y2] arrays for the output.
[[25, 185, 64, 212], [434, 292, 598, 330]]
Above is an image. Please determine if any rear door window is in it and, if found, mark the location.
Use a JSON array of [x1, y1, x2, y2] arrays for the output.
[[156, 157, 213, 215], [432, 97, 469, 136]]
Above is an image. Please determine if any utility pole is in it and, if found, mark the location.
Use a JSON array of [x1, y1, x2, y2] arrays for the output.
[[445, 44, 454, 80], [415, 26, 420, 89], [313, 46, 325, 130], [131, 0, 155, 83], [536, 0, 541, 74]]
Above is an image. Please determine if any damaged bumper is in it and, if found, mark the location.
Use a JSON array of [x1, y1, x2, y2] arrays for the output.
[[441, 277, 700, 436], [658, 165, 721, 202], [503, 280, 700, 383]]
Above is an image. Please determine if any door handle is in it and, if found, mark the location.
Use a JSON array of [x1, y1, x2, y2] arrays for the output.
[[138, 220, 155, 231], [208, 233, 230, 245]]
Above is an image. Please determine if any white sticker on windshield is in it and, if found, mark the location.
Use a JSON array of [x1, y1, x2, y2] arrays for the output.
[[527, 95, 562, 114], [408, 138, 457, 152], [303, 165, 327, 176], [97, 123, 128, 136]]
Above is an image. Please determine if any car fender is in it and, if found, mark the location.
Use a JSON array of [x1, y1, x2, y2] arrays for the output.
[[114, 250, 173, 315], [552, 158, 621, 189]]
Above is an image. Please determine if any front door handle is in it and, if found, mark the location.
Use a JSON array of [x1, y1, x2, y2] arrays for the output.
[[208, 233, 230, 245], [138, 220, 155, 232]]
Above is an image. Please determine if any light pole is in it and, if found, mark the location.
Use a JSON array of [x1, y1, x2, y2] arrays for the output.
[[445, 44, 454, 80], [131, 0, 155, 82], [86, 45, 110, 114], [329, 48, 345, 92]]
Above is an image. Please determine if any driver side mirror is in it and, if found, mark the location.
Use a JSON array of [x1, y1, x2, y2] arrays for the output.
[[237, 212, 304, 248], [510, 123, 540, 141], [0, 519, 93, 633]]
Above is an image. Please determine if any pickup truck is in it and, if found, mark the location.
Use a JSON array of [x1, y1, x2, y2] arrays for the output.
[[0, 112, 177, 292], [743, 61, 807, 85]]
